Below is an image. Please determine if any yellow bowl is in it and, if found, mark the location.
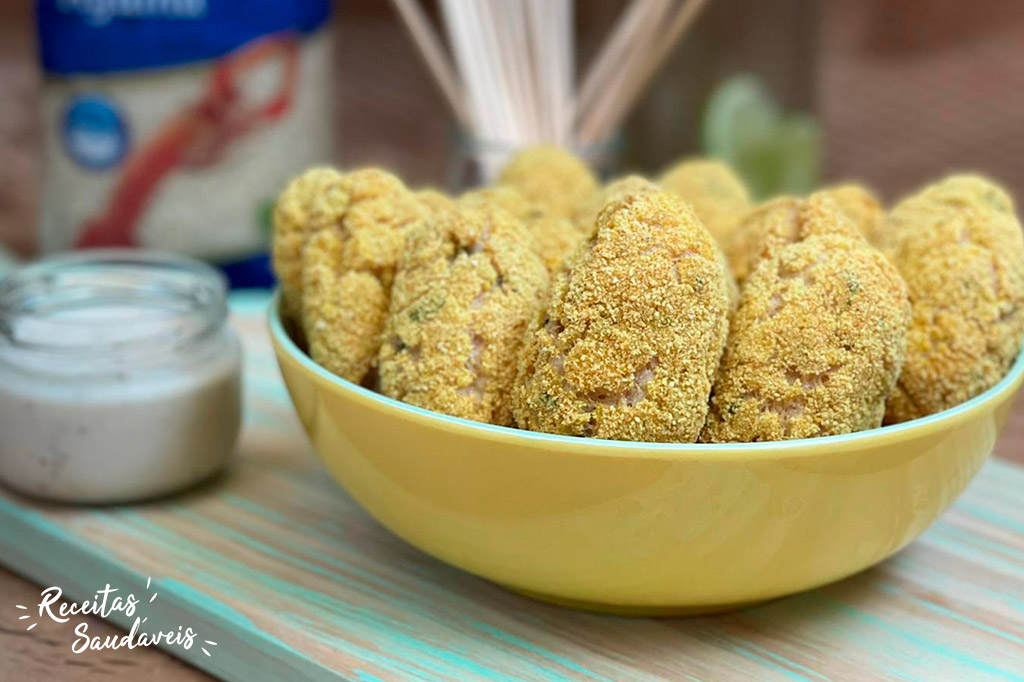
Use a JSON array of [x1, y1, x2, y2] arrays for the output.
[[268, 293, 1024, 615]]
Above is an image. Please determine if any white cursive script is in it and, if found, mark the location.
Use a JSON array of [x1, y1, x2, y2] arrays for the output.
[[16, 577, 217, 657]]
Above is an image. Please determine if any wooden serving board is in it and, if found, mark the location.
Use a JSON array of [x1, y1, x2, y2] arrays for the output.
[[2, 291, 1024, 682]]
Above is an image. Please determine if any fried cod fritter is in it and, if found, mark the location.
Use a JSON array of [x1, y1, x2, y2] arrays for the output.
[[378, 192, 548, 425], [495, 146, 603, 272], [819, 183, 885, 246], [658, 158, 752, 245], [460, 185, 582, 274], [883, 174, 1024, 423], [702, 231, 910, 442], [277, 155, 1024, 445], [575, 175, 740, 310], [725, 193, 862, 287], [511, 189, 730, 442], [572, 175, 660, 236], [497, 145, 599, 221], [302, 233, 388, 385], [272, 166, 345, 321], [298, 168, 430, 383], [415, 188, 457, 216]]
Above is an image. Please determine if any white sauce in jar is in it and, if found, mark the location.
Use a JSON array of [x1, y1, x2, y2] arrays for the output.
[[0, 250, 241, 503]]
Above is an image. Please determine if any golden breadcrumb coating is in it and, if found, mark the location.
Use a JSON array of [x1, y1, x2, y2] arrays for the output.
[[702, 232, 910, 442], [529, 215, 585, 274], [272, 166, 345, 321], [299, 168, 430, 383], [512, 189, 730, 442], [575, 176, 739, 310], [882, 174, 1024, 423], [819, 183, 885, 246], [725, 193, 862, 286], [459, 185, 525, 214], [415, 188, 457, 216], [573, 175, 660, 236], [497, 145, 599, 221], [659, 158, 752, 245], [378, 194, 548, 425], [459, 186, 581, 273], [302, 231, 388, 384]]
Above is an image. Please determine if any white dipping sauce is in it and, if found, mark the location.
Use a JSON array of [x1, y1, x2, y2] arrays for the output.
[[0, 251, 241, 503]]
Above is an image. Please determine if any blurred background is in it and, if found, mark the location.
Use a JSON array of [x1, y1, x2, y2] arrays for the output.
[[4, 0, 1024, 259]]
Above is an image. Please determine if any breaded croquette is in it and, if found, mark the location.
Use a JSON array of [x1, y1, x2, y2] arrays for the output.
[[415, 188, 457, 216], [511, 189, 730, 442], [883, 174, 1024, 423], [457, 186, 524, 215], [702, 231, 910, 442], [572, 175, 660, 236], [575, 175, 739, 310], [725, 193, 862, 286], [298, 168, 430, 383], [498, 145, 599, 221], [659, 158, 752, 245], [460, 186, 581, 274], [819, 183, 885, 246], [495, 146, 602, 273], [302, 233, 388, 386], [272, 166, 345, 321], [378, 192, 548, 425]]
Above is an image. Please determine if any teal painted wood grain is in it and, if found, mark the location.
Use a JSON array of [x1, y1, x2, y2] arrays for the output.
[[1, 291, 1023, 682]]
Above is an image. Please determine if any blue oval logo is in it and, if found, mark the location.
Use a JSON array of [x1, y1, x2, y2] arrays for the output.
[[61, 94, 130, 170]]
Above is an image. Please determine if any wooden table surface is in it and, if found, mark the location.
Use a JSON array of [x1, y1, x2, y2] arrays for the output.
[[2, 292, 1024, 682]]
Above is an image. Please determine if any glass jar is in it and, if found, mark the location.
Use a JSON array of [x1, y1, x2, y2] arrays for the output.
[[0, 250, 241, 503]]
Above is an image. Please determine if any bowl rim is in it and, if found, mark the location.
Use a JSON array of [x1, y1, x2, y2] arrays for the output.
[[268, 290, 1024, 458]]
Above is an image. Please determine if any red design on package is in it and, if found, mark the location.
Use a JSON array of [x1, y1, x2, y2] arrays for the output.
[[76, 34, 299, 248]]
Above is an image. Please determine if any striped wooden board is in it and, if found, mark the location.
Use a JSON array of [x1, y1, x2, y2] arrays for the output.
[[2, 291, 1023, 682]]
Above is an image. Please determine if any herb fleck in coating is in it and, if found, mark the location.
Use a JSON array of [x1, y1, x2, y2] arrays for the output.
[[819, 183, 885, 247], [512, 189, 730, 442], [272, 166, 345, 321], [702, 231, 910, 442], [498, 145, 599, 221], [659, 158, 752, 245], [725, 193, 862, 286], [378, 193, 548, 425], [883, 174, 1024, 422], [299, 168, 430, 383]]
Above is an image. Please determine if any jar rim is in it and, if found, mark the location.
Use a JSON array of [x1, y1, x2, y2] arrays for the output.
[[0, 249, 228, 362]]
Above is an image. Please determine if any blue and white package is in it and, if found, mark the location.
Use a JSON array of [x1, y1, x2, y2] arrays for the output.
[[37, 0, 334, 287]]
